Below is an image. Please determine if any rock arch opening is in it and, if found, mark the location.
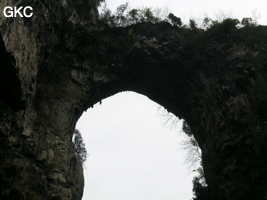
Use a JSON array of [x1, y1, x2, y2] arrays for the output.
[[76, 92, 196, 200]]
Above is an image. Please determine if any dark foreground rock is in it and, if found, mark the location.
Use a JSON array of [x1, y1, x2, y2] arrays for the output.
[[0, 1, 267, 199]]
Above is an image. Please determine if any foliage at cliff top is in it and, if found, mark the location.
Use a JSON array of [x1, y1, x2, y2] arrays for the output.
[[98, 2, 258, 31], [92, 0, 105, 6]]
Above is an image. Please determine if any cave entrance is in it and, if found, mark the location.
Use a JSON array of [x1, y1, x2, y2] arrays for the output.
[[76, 92, 196, 200]]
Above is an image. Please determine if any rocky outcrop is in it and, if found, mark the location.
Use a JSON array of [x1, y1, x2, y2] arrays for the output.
[[1, 0, 267, 200]]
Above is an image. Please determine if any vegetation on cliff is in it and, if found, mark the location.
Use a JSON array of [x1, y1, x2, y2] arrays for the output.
[[98, 1, 257, 30], [73, 129, 88, 163], [159, 106, 209, 200], [182, 121, 210, 200]]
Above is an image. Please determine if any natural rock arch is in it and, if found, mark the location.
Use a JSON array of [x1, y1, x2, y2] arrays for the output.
[[0, 1, 267, 200]]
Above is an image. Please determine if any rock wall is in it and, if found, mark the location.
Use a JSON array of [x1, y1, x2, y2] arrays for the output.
[[0, 0, 267, 200]]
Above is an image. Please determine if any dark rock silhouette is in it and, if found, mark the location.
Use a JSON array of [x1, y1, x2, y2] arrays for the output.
[[0, 1, 267, 199]]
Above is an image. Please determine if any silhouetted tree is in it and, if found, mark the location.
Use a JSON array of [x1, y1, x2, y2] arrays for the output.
[[241, 17, 256, 27], [99, 3, 163, 27], [189, 19, 198, 30], [168, 13, 182, 27], [181, 121, 210, 199], [192, 165, 210, 200], [92, 0, 105, 6], [182, 120, 193, 136], [73, 129, 88, 163], [158, 109, 209, 199]]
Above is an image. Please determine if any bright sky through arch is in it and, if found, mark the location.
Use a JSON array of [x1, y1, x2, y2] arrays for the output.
[[77, 92, 195, 200]]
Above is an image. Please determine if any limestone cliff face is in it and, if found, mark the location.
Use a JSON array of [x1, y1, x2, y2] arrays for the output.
[[1, 1, 267, 200], [0, 0, 97, 199]]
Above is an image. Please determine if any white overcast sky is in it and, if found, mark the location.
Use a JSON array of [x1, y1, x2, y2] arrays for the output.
[[77, 92, 193, 200], [77, 1, 267, 200]]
